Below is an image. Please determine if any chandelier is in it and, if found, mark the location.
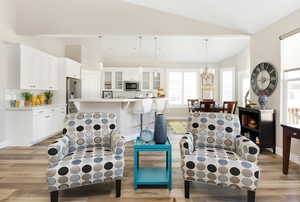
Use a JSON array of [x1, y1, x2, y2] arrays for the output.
[[200, 39, 214, 99]]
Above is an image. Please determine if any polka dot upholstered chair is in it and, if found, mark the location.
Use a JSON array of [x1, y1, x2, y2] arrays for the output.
[[47, 112, 126, 202], [180, 112, 260, 202]]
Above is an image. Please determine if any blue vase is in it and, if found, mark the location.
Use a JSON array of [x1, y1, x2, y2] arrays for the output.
[[258, 94, 268, 109], [154, 114, 167, 144]]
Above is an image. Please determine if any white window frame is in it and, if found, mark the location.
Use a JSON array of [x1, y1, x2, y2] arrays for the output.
[[282, 68, 300, 124], [166, 69, 200, 108], [219, 67, 236, 102]]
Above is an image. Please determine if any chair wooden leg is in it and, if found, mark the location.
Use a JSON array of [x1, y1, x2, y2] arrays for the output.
[[116, 180, 121, 197], [184, 180, 190, 199], [50, 191, 58, 202], [247, 190, 255, 202]]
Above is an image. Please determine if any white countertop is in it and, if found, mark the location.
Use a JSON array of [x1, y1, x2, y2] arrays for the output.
[[70, 97, 168, 103], [6, 104, 66, 111]]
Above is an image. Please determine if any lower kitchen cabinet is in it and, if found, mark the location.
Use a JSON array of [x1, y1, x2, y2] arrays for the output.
[[5, 105, 66, 146]]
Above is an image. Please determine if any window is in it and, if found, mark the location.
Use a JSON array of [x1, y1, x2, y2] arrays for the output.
[[220, 68, 235, 101], [281, 33, 300, 124], [283, 69, 300, 124], [168, 71, 198, 105]]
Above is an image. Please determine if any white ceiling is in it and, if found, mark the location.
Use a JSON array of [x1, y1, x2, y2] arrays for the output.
[[62, 36, 249, 64], [123, 0, 300, 34]]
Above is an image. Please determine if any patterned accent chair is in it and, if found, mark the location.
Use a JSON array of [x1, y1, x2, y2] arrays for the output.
[[180, 112, 260, 202], [47, 112, 126, 202]]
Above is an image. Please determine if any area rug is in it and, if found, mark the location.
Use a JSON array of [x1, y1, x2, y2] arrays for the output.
[[167, 120, 187, 135]]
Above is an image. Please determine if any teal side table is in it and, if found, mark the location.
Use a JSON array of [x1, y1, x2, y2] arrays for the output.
[[134, 137, 172, 190]]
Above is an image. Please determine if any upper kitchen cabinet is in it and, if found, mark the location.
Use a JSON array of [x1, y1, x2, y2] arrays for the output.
[[103, 70, 124, 90], [141, 69, 162, 90], [64, 58, 81, 79], [3, 43, 59, 90]]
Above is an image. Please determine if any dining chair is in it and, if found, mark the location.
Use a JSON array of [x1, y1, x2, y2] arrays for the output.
[[187, 99, 199, 112], [223, 101, 238, 114], [199, 101, 215, 112], [202, 99, 214, 102]]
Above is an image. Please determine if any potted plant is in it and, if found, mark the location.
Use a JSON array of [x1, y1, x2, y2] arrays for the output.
[[21, 92, 32, 107], [44, 91, 54, 104]]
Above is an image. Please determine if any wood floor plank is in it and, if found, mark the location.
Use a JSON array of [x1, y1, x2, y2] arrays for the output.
[[0, 133, 299, 202]]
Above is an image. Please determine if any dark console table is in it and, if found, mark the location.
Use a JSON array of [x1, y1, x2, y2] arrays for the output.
[[281, 124, 300, 175], [238, 107, 276, 153]]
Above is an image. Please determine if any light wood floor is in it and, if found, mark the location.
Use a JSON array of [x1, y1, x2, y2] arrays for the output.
[[0, 134, 299, 202]]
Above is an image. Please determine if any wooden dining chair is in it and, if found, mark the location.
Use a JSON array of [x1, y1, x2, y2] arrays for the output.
[[203, 99, 214, 102], [187, 99, 199, 112], [199, 101, 215, 112], [222, 101, 238, 114]]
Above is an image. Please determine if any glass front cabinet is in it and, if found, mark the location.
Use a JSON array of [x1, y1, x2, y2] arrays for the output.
[[141, 70, 161, 90], [103, 71, 124, 90]]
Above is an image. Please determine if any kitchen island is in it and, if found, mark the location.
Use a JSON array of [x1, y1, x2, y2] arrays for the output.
[[70, 97, 168, 141]]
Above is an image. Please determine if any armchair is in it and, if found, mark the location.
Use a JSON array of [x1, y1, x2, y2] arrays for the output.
[[180, 112, 260, 202], [47, 112, 125, 202]]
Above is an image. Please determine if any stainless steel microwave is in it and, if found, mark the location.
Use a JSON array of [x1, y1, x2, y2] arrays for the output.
[[124, 81, 140, 91]]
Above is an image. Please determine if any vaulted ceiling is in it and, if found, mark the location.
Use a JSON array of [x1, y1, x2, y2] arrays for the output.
[[15, 0, 300, 35], [123, 0, 300, 34]]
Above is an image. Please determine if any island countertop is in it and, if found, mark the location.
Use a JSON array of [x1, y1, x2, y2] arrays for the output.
[[70, 97, 168, 103]]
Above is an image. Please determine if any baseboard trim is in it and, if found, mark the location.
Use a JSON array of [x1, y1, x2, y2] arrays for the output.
[[276, 146, 300, 165], [166, 116, 186, 120]]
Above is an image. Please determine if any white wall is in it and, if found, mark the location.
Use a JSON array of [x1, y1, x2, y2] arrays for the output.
[[218, 48, 250, 105], [0, 0, 65, 147], [250, 8, 300, 163]]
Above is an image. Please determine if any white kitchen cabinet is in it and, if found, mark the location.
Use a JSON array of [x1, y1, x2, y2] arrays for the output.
[[5, 105, 66, 146], [103, 71, 124, 90], [20, 45, 39, 89], [4, 43, 59, 90], [82, 69, 101, 98], [48, 55, 59, 90], [142, 70, 162, 90], [65, 58, 81, 79], [142, 72, 150, 90]]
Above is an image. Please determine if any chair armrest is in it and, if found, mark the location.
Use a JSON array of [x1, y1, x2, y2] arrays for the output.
[[112, 135, 126, 157], [235, 135, 260, 163], [48, 136, 70, 164], [180, 133, 194, 156]]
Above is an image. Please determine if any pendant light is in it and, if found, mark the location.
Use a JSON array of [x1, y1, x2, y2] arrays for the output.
[[200, 39, 214, 99], [154, 36, 159, 77], [138, 36, 143, 73], [98, 35, 103, 70]]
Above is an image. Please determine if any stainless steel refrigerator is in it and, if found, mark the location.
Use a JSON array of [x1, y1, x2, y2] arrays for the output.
[[66, 77, 81, 114]]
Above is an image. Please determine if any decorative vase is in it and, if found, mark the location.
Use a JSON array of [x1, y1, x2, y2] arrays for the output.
[[47, 99, 53, 105], [154, 114, 167, 144], [24, 100, 31, 107], [258, 94, 268, 109]]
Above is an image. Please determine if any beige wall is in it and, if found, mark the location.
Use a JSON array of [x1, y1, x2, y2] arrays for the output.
[[250, 8, 300, 163]]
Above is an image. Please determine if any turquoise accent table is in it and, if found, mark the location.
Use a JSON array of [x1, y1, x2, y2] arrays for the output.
[[134, 137, 172, 190]]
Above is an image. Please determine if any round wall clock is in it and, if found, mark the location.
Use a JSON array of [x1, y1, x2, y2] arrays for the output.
[[251, 62, 278, 96]]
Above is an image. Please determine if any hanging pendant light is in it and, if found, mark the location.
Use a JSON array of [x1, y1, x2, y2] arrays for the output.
[[200, 39, 214, 99], [138, 36, 143, 73], [154, 36, 159, 77], [98, 35, 103, 70]]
